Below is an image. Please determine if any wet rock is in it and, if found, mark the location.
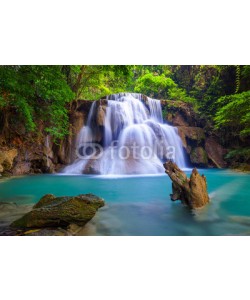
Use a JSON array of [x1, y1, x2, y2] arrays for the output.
[[0, 202, 18, 214], [177, 126, 205, 149], [67, 222, 97, 236], [205, 136, 227, 168], [11, 193, 105, 228], [33, 194, 56, 209], [30, 158, 53, 174], [24, 228, 71, 236], [232, 163, 250, 173], [13, 221, 97, 236], [162, 100, 202, 127], [176, 126, 208, 167], [163, 160, 209, 209], [83, 162, 101, 175], [82, 150, 102, 174], [161, 99, 227, 168], [9, 143, 55, 175], [96, 104, 107, 126], [190, 147, 208, 167], [55, 108, 88, 165], [0, 100, 91, 176], [170, 113, 189, 127], [54, 139, 72, 166], [229, 215, 250, 226], [0, 148, 18, 174], [12, 161, 31, 175], [0, 202, 33, 233]]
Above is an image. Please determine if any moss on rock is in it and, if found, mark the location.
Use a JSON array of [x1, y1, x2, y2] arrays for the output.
[[11, 193, 105, 228]]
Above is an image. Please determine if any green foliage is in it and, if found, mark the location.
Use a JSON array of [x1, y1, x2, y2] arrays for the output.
[[0, 66, 75, 140], [168, 86, 195, 103], [0, 65, 133, 140], [235, 65, 240, 93], [134, 73, 176, 98], [131, 65, 250, 159], [225, 148, 250, 162], [133, 71, 194, 102], [242, 65, 250, 79], [71, 65, 133, 100], [45, 105, 69, 140], [214, 91, 250, 137], [16, 97, 35, 131], [1, 64, 250, 153]]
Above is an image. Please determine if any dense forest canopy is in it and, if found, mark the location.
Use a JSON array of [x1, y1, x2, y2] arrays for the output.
[[0, 65, 249, 163]]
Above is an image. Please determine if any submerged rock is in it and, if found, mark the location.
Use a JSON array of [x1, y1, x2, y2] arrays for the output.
[[163, 160, 209, 209], [11, 193, 105, 228], [229, 215, 250, 226], [0, 202, 33, 235]]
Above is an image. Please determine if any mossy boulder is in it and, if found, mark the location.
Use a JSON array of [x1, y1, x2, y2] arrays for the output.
[[11, 193, 105, 228], [33, 194, 56, 209]]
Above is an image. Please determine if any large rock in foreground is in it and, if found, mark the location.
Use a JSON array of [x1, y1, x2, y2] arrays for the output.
[[163, 161, 209, 209], [11, 193, 105, 228]]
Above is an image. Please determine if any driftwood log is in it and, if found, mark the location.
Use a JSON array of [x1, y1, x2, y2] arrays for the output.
[[163, 161, 209, 209]]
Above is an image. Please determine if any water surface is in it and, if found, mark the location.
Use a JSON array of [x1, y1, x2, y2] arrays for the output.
[[0, 169, 249, 235]]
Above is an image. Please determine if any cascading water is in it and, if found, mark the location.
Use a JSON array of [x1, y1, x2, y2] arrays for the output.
[[63, 93, 186, 175], [45, 135, 50, 167]]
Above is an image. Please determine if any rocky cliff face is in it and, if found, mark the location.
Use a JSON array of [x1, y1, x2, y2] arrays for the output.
[[0, 148, 18, 174], [0, 100, 92, 177], [162, 100, 227, 168]]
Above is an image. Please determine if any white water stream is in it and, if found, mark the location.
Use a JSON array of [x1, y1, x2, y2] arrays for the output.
[[63, 93, 186, 175]]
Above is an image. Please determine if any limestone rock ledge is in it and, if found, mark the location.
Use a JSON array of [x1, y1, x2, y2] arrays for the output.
[[0, 148, 18, 175]]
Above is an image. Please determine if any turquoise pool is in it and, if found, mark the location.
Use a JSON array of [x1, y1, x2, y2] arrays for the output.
[[0, 169, 249, 235]]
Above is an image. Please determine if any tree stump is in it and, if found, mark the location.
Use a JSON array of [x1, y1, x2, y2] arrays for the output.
[[163, 161, 209, 209]]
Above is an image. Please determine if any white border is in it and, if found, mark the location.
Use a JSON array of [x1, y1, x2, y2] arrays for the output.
[[1, 1, 250, 299], [1, 237, 250, 300], [0, 0, 249, 64]]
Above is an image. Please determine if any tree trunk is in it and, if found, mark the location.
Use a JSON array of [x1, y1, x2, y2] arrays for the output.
[[163, 161, 209, 209], [73, 65, 86, 99]]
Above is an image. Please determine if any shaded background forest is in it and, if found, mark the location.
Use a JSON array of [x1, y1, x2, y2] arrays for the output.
[[0, 65, 249, 166]]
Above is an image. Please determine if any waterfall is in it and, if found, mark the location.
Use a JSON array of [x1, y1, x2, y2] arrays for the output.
[[63, 93, 186, 175], [45, 135, 50, 167]]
